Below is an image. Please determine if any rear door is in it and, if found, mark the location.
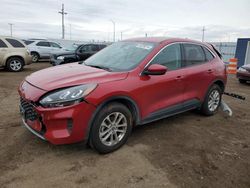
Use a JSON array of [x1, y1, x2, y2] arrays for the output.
[[36, 41, 51, 57], [181, 43, 215, 102]]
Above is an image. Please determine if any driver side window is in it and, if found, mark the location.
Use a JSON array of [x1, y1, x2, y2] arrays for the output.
[[151, 44, 182, 71], [79, 45, 91, 53]]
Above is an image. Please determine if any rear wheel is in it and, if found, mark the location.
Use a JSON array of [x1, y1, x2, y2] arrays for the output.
[[31, 52, 39, 62], [6, 57, 24, 72], [200, 84, 222, 116], [90, 103, 132, 154], [239, 79, 247, 84]]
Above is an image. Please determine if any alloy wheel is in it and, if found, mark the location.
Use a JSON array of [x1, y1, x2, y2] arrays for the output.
[[208, 90, 220, 112], [10, 60, 22, 71], [99, 112, 128, 147]]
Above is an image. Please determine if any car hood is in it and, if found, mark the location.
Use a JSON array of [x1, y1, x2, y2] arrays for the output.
[[51, 51, 75, 57], [25, 63, 128, 91]]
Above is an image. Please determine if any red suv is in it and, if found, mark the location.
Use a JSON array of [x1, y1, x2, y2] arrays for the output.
[[18, 37, 227, 153]]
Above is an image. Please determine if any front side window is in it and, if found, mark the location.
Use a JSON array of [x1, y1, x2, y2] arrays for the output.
[[36, 42, 50, 47], [183, 44, 206, 66], [151, 44, 182, 71], [50, 42, 61, 48], [91, 45, 99, 52], [79, 45, 91, 53], [0, 39, 8, 48], [5, 38, 25, 48], [85, 41, 156, 71]]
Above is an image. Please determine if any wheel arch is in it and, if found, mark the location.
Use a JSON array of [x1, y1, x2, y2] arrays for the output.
[[5, 56, 24, 66], [85, 96, 141, 142], [202, 79, 225, 102], [30, 51, 40, 58]]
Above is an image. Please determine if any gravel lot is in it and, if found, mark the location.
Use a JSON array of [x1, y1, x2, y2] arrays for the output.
[[0, 63, 250, 188]]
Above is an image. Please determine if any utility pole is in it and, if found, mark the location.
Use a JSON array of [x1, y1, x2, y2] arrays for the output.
[[8, 23, 13, 37], [202, 26, 206, 42], [120, 32, 123, 40], [69, 24, 72, 40], [145, 33, 148, 37], [110, 20, 115, 42], [58, 3, 67, 39]]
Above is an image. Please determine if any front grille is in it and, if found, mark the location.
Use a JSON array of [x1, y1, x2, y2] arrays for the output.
[[20, 98, 38, 121]]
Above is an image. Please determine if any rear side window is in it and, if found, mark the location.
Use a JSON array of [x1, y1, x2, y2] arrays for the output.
[[0, 39, 8, 48], [151, 44, 182, 71], [203, 47, 215, 61], [36, 41, 50, 47], [183, 44, 206, 66], [5, 38, 25, 48]]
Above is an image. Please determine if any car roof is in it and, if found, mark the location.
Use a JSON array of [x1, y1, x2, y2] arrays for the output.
[[124, 37, 205, 45]]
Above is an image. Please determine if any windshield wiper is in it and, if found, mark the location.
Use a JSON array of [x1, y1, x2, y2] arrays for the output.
[[78, 61, 85, 65], [88, 65, 112, 72]]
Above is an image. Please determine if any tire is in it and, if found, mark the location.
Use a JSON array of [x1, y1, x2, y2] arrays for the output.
[[31, 52, 39, 63], [90, 102, 133, 154], [200, 84, 222, 116], [239, 79, 247, 84], [6, 57, 24, 72]]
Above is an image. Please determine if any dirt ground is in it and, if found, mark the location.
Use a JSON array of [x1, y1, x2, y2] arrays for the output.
[[0, 63, 249, 188]]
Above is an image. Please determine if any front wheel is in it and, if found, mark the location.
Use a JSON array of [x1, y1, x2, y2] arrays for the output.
[[200, 84, 222, 116], [31, 52, 39, 63], [90, 103, 132, 154]]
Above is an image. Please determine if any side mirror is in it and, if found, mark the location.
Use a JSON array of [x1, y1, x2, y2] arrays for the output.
[[143, 64, 167, 76]]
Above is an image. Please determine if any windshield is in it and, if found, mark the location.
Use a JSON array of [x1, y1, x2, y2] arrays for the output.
[[84, 41, 156, 71]]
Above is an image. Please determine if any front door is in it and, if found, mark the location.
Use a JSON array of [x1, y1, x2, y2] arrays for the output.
[[138, 43, 185, 118]]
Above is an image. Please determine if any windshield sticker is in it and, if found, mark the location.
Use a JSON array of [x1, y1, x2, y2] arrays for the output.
[[136, 44, 153, 50]]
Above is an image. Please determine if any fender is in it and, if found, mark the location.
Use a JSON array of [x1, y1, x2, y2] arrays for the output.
[[84, 95, 141, 142]]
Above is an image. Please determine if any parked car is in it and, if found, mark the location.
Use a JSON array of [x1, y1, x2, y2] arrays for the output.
[[50, 43, 107, 66], [237, 64, 250, 83], [18, 37, 227, 153], [0, 36, 32, 72], [26, 40, 68, 62]]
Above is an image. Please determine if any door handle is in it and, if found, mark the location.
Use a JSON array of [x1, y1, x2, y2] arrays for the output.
[[175, 76, 183, 80], [207, 69, 213, 73]]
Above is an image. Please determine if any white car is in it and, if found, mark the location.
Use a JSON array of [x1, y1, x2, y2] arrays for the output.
[[24, 40, 68, 62]]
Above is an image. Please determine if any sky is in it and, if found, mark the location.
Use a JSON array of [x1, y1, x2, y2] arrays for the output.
[[0, 0, 249, 42]]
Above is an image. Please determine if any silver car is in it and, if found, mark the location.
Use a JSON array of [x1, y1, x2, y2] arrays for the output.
[[25, 40, 68, 62]]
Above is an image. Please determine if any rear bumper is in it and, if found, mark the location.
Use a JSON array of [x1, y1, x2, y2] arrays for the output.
[[20, 99, 96, 145], [25, 55, 33, 65]]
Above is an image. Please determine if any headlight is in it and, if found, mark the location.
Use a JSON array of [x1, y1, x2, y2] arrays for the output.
[[40, 84, 97, 108], [57, 56, 65, 60], [238, 67, 247, 72]]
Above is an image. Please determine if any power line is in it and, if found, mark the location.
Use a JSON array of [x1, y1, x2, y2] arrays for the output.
[[58, 3, 67, 39]]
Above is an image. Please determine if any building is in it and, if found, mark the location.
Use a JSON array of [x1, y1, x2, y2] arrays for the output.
[[235, 38, 250, 67]]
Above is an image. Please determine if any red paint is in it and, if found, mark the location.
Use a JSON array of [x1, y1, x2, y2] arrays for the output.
[[18, 37, 227, 145]]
